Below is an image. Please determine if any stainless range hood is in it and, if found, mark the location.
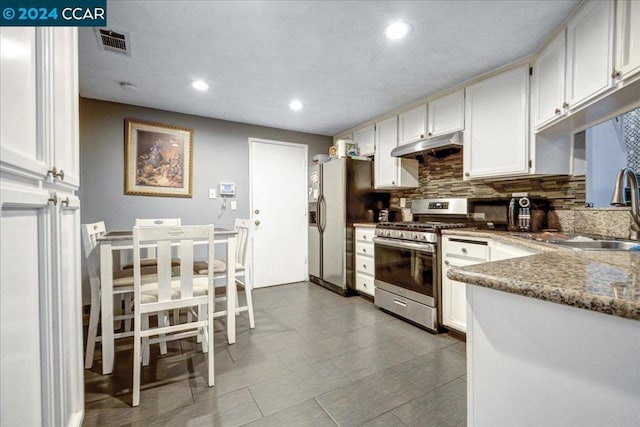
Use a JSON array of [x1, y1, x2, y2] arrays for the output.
[[391, 131, 463, 159]]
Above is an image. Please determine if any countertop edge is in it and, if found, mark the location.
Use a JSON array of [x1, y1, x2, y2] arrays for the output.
[[448, 268, 640, 321]]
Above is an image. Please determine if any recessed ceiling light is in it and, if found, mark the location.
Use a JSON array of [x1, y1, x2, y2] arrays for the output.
[[191, 80, 209, 91], [385, 22, 411, 40], [289, 100, 303, 111]]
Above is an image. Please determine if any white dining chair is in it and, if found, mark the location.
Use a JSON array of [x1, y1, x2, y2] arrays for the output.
[[81, 222, 159, 369], [121, 218, 182, 270], [193, 218, 255, 329], [131, 225, 215, 407]]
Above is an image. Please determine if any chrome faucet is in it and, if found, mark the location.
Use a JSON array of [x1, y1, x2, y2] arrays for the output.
[[610, 167, 640, 240]]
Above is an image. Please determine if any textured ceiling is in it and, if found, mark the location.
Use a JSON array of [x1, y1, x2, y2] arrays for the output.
[[78, 0, 580, 136]]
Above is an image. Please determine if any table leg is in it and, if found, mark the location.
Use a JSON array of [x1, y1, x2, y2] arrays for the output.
[[100, 242, 115, 374], [226, 235, 237, 344]]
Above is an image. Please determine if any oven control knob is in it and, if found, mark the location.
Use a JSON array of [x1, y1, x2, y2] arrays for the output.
[[411, 232, 418, 240], [384, 230, 391, 237], [420, 234, 428, 241]]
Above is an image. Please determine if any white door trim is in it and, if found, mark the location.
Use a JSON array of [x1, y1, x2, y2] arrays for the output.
[[248, 137, 309, 286]]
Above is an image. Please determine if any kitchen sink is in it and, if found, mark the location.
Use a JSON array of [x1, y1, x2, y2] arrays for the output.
[[553, 240, 640, 251]]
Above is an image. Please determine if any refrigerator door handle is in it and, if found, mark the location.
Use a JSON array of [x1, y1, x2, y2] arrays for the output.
[[319, 194, 327, 233], [316, 197, 322, 232]]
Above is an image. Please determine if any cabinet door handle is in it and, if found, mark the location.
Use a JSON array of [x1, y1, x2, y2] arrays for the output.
[[48, 193, 58, 206], [562, 102, 569, 109], [554, 107, 561, 114], [611, 69, 621, 79], [420, 134, 424, 139], [464, 172, 470, 177], [461, 248, 468, 254], [363, 264, 367, 269], [444, 260, 450, 266], [47, 167, 65, 180], [61, 197, 70, 207], [362, 248, 367, 253], [393, 299, 407, 307], [428, 132, 433, 137]]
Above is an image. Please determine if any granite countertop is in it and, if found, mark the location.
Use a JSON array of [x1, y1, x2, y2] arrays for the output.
[[443, 228, 640, 321]]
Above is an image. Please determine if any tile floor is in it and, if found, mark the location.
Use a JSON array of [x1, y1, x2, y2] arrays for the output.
[[83, 282, 467, 426]]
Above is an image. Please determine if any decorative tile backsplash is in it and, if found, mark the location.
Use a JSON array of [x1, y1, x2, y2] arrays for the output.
[[390, 151, 586, 210], [623, 108, 640, 171]]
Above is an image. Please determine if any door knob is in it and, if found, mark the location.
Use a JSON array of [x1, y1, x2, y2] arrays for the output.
[[255, 220, 261, 226]]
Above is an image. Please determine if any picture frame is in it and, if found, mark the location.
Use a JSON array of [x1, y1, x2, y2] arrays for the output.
[[124, 119, 194, 198]]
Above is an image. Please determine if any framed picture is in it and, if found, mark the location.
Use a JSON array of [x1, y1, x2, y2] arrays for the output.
[[124, 119, 194, 197]]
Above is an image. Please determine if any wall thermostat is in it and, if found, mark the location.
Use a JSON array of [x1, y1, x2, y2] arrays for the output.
[[219, 182, 236, 197]]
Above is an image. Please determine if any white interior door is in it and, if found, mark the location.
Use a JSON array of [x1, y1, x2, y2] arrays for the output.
[[249, 138, 307, 288]]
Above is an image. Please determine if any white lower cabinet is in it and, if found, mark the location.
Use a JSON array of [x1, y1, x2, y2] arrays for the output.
[[489, 240, 540, 261], [442, 237, 489, 333], [355, 227, 375, 296], [0, 185, 83, 426], [441, 235, 540, 333]]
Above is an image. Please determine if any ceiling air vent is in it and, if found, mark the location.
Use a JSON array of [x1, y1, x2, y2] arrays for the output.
[[95, 29, 131, 57]]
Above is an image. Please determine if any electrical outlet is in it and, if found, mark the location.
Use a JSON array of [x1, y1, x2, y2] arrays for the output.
[[230, 200, 237, 210], [209, 188, 216, 199]]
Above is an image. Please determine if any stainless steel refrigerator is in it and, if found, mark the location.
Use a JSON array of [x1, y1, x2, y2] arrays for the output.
[[308, 158, 387, 295]]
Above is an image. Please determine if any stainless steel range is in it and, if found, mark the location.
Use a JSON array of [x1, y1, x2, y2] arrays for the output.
[[373, 198, 468, 332]]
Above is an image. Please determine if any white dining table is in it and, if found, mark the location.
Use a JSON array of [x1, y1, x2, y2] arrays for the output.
[[97, 228, 237, 375]]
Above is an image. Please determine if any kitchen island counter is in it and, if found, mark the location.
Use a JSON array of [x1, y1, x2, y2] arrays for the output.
[[443, 228, 640, 321], [443, 229, 640, 427]]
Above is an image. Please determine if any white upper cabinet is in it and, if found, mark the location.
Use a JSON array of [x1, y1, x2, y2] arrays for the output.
[[566, 0, 615, 109], [0, 28, 48, 179], [0, 28, 78, 188], [464, 65, 530, 179], [374, 116, 419, 189], [427, 89, 465, 138], [615, 0, 640, 81], [398, 103, 427, 145], [51, 28, 80, 188], [375, 116, 400, 187], [353, 124, 375, 157], [533, 30, 567, 128]]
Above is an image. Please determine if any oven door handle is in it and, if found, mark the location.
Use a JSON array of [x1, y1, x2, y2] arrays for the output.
[[373, 237, 435, 253]]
